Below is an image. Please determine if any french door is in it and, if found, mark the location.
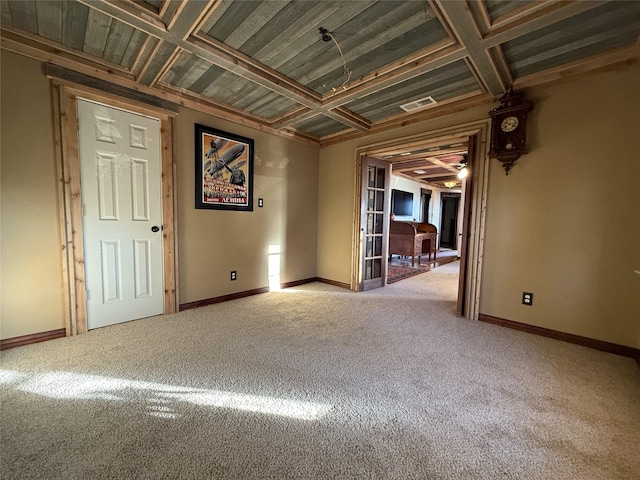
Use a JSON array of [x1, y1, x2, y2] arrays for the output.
[[359, 156, 390, 291]]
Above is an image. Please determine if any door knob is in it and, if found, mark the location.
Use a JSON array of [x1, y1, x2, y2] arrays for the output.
[[151, 226, 160, 232]]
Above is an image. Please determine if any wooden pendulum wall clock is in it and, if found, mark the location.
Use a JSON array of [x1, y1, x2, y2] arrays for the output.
[[489, 87, 533, 174]]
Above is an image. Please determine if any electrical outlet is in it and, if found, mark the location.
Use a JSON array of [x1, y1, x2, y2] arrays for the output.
[[258, 198, 264, 208], [522, 292, 533, 306], [230, 271, 237, 281]]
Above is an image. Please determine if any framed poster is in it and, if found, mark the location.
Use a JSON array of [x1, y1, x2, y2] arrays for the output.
[[195, 124, 254, 211]]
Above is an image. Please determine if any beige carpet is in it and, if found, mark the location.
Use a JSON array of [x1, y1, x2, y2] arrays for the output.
[[2, 262, 639, 479]]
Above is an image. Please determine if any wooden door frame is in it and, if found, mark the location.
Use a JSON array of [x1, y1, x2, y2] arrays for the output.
[[456, 134, 476, 317], [52, 80, 178, 335], [352, 120, 491, 319]]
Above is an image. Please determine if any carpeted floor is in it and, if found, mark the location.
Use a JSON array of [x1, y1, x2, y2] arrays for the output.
[[2, 262, 639, 479]]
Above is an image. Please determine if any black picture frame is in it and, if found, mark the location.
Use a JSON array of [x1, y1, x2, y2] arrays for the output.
[[195, 124, 254, 211]]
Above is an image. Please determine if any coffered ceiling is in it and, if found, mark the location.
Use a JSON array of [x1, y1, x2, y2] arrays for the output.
[[377, 140, 470, 189], [1, 0, 639, 188]]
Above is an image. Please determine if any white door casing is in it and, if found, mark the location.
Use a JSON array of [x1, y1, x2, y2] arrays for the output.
[[77, 99, 164, 329]]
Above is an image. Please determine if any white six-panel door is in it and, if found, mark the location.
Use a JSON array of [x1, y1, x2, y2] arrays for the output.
[[77, 99, 164, 329]]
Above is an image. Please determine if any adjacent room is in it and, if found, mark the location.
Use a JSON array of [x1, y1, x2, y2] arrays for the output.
[[1, 1, 639, 478]]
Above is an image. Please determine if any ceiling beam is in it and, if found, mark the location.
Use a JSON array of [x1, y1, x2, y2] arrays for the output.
[[189, 34, 374, 131], [435, 0, 506, 95], [0, 27, 135, 82], [482, 1, 607, 48], [138, 0, 216, 86], [420, 175, 459, 182], [269, 106, 314, 127], [325, 107, 371, 131], [393, 165, 447, 175], [188, 33, 321, 103], [77, 1, 373, 132], [272, 41, 466, 128], [0, 29, 320, 147], [321, 92, 492, 147], [322, 42, 465, 109], [272, 108, 318, 128], [392, 160, 460, 173], [422, 156, 460, 174], [71, 1, 476, 134], [76, 0, 322, 103], [416, 172, 459, 180], [514, 43, 640, 90]]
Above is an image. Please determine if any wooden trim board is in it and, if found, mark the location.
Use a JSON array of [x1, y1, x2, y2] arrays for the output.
[[315, 278, 352, 290], [280, 278, 317, 289], [179, 287, 270, 311], [179, 278, 351, 311], [1, 329, 67, 350], [283, 277, 351, 290], [478, 313, 640, 364], [44, 63, 179, 113]]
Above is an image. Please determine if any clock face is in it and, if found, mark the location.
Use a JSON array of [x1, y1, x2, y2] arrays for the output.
[[501, 116, 519, 132]]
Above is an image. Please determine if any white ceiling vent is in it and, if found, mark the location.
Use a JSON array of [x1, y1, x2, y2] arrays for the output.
[[400, 96, 437, 112]]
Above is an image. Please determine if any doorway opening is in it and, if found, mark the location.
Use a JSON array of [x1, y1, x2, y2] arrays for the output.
[[421, 188, 432, 225], [440, 193, 461, 250], [353, 120, 491, 320]]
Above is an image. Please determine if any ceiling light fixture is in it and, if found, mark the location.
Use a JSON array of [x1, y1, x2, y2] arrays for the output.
[[456, 154, 469, 179], [319, 27, 332, 42], [444, 181, 457, 188], [413, 170, 426, 174]]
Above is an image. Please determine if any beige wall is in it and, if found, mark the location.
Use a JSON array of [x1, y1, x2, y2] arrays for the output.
[[389, 175, 450, 230], [317, 66, 640, 348], [174, 108, 319, 304], [316, 141, 357, 284], [1, 51, 65, 338], [0, 51, 319, 338], [2, 48, 638, 349], [481, 66, 640, 348]]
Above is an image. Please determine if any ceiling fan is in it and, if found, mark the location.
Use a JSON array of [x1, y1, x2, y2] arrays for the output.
[[435, 153, 468, 181], [448, 154, 468, 169]]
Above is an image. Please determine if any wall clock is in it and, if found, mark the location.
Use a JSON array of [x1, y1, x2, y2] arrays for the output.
[[489, 87, 533, 174]]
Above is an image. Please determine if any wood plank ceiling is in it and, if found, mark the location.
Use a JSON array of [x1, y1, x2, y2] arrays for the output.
[[1, 0, 639, 188]]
